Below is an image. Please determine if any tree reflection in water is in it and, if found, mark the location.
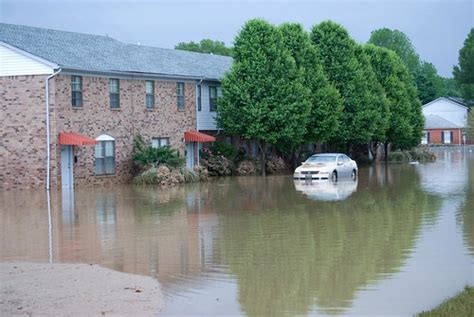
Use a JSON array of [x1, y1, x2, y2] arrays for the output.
[[219, 166, 441, 316]]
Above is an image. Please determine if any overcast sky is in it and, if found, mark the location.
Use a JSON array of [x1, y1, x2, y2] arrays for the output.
[[0, 0, 472, 77]]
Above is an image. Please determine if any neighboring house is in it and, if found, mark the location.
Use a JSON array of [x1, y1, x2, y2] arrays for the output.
[[421, 97, 469, 145], [0, 23, 232, 190]]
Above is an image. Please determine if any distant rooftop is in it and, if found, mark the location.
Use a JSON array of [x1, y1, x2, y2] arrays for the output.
[[424, 114, 460, 129], [0, 23, 232, 80]]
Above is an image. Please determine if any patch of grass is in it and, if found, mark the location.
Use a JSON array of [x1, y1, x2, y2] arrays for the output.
[[417, 286, 473, 317]]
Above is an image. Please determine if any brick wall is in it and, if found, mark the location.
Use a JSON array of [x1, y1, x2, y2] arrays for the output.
[[424, 128, 464, 145], [1, 74, 197, 190], [0, 75, 48, 190]]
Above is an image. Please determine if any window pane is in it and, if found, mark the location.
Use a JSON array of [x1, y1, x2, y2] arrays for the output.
[[95, 158, 104, 175], [160, 138, 169, 147], [145, 81, 154, 94], [105, 141, 114, 157], [151, 139, 160, 148], [95, 142, 103, 158], [177, 82, 184, 96], [105, 157, 115, 174], [109, 79, 119, 93], [177, 96, 184, 109], [197, 85, 201, 111], [210, 86, 216, 98], [110, 94, 120, 108], [146, 95, 154, 108]]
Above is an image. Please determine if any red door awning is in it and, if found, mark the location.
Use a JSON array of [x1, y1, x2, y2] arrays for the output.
[[184, 131, 216, 143], [59, 132, 98, 145]]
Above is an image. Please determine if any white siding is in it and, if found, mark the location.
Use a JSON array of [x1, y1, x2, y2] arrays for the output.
[[0, 44, 54, 76], [422, 98, 468, 128], [197, 82, 220, 131]]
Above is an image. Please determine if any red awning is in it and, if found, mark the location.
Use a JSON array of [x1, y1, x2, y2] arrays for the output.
[[59, 132, 98, 145], [184, 131, 216, 143]]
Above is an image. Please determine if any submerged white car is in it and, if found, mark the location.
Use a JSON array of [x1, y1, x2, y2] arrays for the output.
[[293, 153, 358, 182]]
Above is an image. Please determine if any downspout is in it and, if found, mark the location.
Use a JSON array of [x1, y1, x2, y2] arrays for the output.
[[45, 67, 62, 190]]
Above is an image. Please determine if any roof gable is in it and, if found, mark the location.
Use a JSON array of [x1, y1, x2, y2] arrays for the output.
[[424, 114, 460, 129], [422, 97, 469, 110], [0, 23, 232, 80]]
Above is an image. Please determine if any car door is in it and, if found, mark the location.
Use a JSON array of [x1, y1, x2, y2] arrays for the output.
[[336, 155, 346, 177]]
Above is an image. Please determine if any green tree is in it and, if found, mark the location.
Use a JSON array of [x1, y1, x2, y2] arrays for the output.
[[368, 28, 448, 104], [279, 23, 343, 146], [218, 19, 311, 175], [453, 28, 474, 105], [175, 39, 233, 56], [311, 21, 388, 151], [364, 45, 424, 151]]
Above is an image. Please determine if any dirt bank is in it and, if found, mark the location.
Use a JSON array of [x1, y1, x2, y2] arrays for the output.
[[0, 262, 163, 316]]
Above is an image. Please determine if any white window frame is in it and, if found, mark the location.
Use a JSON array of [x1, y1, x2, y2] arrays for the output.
[[151, 137, 170, 149], [95, 134, 115, 175], [443, 130, 452, 144]]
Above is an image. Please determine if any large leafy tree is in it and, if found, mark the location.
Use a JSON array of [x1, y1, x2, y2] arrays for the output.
[[364, 45, 424, 151], [175, 39, 233, 56], [310, 21, 388, 150], [453, 28, 474, 105], [368, 28, 450, 104], [279, 23, 343, 147], [218, 19, 311, 175]]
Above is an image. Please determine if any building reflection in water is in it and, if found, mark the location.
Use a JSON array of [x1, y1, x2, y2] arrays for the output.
[[1, 150, 473, 316]]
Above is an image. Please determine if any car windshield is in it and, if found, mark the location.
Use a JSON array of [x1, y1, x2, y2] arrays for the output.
[[305, 155, 336, 164]]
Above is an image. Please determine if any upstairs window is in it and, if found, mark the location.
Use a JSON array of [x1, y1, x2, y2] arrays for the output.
[[151, 137, 169, 149], [209, 86, 217, 112], [95, 134, 115, 175], [109, 78, 120, 109], [177, 82, 185, 110], [145, 80, 155, 109], [71, 75, 82, 107], [197, 85, 202, 111]]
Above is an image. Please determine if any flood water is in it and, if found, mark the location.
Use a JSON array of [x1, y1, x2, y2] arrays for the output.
[[1, 148, 473, 316]]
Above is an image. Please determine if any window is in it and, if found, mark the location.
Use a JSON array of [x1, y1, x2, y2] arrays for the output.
[[109, 78, 120, 108], [209, 86, 217, 112], [95, 135, 115, 175], [151, 137, 169, 148], [421, 131, 429, 144], [71, 76, 82, 107], [145, 80, 154, 109], [442, 130, 452, 144], [197, 85, 201, 111], [177, 82, 185, 110]]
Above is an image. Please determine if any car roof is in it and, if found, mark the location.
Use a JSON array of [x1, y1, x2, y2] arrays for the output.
[[311, 153, 345, 156]]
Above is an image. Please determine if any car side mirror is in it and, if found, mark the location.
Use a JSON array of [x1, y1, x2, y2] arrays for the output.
[[337, 162, 344, 166]]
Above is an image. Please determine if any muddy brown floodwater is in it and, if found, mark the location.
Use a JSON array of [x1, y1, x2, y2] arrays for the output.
[[1, 148, 473, 316]]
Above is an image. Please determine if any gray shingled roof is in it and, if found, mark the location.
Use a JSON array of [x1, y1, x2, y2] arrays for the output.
[[424, 114, 460, 129], [0, 23, 232, 80]]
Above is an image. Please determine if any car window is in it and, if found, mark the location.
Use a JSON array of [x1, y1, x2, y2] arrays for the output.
[[306, 155, 336, 163], [337, 156, 344, 164], [344, 155, 351, 163]]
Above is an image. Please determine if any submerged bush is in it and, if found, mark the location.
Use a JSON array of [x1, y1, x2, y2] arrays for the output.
[[132, 135, 185, 170], [201, 155, 235, 176], [388, 149, 436, 163], [265, 155, 288, 174], [236, 160, 258, 175]]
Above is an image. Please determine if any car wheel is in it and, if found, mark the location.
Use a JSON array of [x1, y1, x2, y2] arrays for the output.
[[351, 169, 357, 181], [331, 171, 338, 182]]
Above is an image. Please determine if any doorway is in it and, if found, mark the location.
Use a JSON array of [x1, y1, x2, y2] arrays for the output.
[[60, 145, 74, 189]]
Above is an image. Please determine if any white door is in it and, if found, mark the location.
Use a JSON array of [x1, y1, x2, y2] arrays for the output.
[[186, 142, 194, 169], [61, 145, 74, 189]]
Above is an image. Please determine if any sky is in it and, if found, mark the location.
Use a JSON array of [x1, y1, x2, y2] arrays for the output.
[[0, 0, 472, 77]]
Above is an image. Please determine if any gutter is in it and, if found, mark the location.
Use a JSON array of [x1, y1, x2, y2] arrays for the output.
[[45, 67, 62, 191]]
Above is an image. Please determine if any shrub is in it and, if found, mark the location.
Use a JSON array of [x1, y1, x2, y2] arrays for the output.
[[236, 160, 258, 175], [201, 155, 235, 176], [193, 165, 209, 181], [266, 155, 288, 174], [132, 135, 185, 170]]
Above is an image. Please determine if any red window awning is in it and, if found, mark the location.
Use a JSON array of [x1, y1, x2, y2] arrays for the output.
[[59, 132, 98, 145], [184, 131, 216, 143]]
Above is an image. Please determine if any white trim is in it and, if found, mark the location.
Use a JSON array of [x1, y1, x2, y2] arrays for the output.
[[96, 134, 115, 141], [0, 41, 58, 69], [422, 97, 469, 110]]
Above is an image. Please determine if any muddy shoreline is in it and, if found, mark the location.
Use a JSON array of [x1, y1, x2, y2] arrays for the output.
[[0, 262, 163, 316]]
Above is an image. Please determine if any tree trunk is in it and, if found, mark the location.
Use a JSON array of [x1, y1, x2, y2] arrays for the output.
[[258, 140, 267, 177], [384, 142, 391, 162], [369, 141, 380, 162]]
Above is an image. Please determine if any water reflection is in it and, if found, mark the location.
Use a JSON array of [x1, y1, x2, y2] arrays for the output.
[[220, 168, 441, 316], [0, 150, 473, 316], [294, 179, 358, 201]]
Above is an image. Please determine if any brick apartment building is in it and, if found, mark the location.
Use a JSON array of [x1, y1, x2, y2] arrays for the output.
[[421, 97, 470, 145], [0, 23, 232, 190]]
